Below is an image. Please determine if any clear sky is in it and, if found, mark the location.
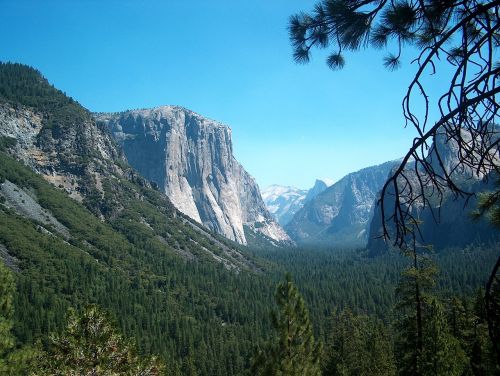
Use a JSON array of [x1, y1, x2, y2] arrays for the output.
[[0, 0, 445, 189]]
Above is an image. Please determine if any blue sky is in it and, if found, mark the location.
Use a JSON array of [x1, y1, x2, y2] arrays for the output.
[[0, 0, 445, 189]]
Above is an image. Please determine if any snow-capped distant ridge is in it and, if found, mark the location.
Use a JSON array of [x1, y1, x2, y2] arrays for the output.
[[262, 180, 330, 226], [262, 185, 307, 203], [262, 185, 308, 226]]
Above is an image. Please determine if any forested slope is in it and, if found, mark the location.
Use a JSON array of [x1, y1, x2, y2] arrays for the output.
[[0, 62, 498, 375], [0, 149, 279, 374], [0, 62, 275, 374]]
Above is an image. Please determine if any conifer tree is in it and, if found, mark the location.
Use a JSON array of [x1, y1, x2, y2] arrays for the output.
[[420, 297, 467, 376], [472, 178, 500, 363], [35, 305, 164, 375], [0, 261, 15, 374], [368, 321, 397, 376], [468, 291, 498, 375], [252, 274, 321, 376], [323, 308, 396, 376], [394, 254, 476, 376], [289, 1, 500, 361], [394, 253, 437, 376], [0, 261, 37, 375]]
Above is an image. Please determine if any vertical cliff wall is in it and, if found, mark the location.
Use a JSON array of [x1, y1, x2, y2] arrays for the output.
[[95, 106, 290, 245]]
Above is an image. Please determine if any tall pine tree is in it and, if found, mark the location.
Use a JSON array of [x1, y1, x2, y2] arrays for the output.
[[0, 261, 37, 375], [394, 252, 437, 376], [323, 308, 396, 376], [0, 261, 15, 374], [252, 274, 321, 376], [395, 253, 471, 376], [420, 297, 467, 376]]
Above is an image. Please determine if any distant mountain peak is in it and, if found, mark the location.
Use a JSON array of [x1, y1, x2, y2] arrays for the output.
[[285, 161, 400, 247], [262, 179, 330, 226], [304, 179, 329, 203]]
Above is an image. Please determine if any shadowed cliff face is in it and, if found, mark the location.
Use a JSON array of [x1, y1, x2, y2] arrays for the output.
[[367, 130, 499, 255], [95, 106, 290, 245]]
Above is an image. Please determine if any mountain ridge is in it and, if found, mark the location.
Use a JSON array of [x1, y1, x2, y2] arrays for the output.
[[285, 160, 400, 247], [367, 130, 500, 254]]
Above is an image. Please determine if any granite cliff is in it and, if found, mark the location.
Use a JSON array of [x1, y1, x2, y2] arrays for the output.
[[95, 107, 290, 245], [0, 98, 122, 207], [0, 63, 258, 270], [285, 161, 399, 247]]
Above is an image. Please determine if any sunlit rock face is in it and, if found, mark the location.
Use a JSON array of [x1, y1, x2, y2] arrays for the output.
[[285, 161, 399, 248], [95, 106, 290, 245], [0, 102, 123, 204]]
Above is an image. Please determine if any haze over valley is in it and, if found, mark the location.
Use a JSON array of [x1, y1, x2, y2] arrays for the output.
[[0, 1, 498, 375]]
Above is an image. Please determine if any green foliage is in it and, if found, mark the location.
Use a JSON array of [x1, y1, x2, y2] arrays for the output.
[[323, 309, 395, 376], [253, 275, 321, 376], [472, 178, 500, 227], [288, 3, 499, 315], [0, 62, 88, 133], [420, 297, 467, 376], [0, 262, 38, 375], [0, 138, 496, 375], [393, 254, 498, 375], [0, 151, 275, 375], [1, 158, 497, 376], [394, 255, 438, 376], [0, 261, 15, 373], [0, 136, 16, 153], [0, 61, 498, 375], [468, 290, 498, 375], [288, 1, 496, 74], [35, 305, 163, 375], [252, 245, 498, 330]]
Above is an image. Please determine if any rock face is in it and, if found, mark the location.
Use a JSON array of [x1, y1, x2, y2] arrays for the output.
[[367, 131, 499, 255], [95, 106, 290, 245], [285, 161, 399, 247], [262, 179, 329, 226], [0, 63, 259, 271], [0, 101, 123, 205], [304, 179, 329, 203]]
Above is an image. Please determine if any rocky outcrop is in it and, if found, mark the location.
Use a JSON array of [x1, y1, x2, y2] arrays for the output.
[[95, 106, 290, 245], [285, 161, 399, 247], [1, 179, 70, 238], [0, 102, 123, 204]]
